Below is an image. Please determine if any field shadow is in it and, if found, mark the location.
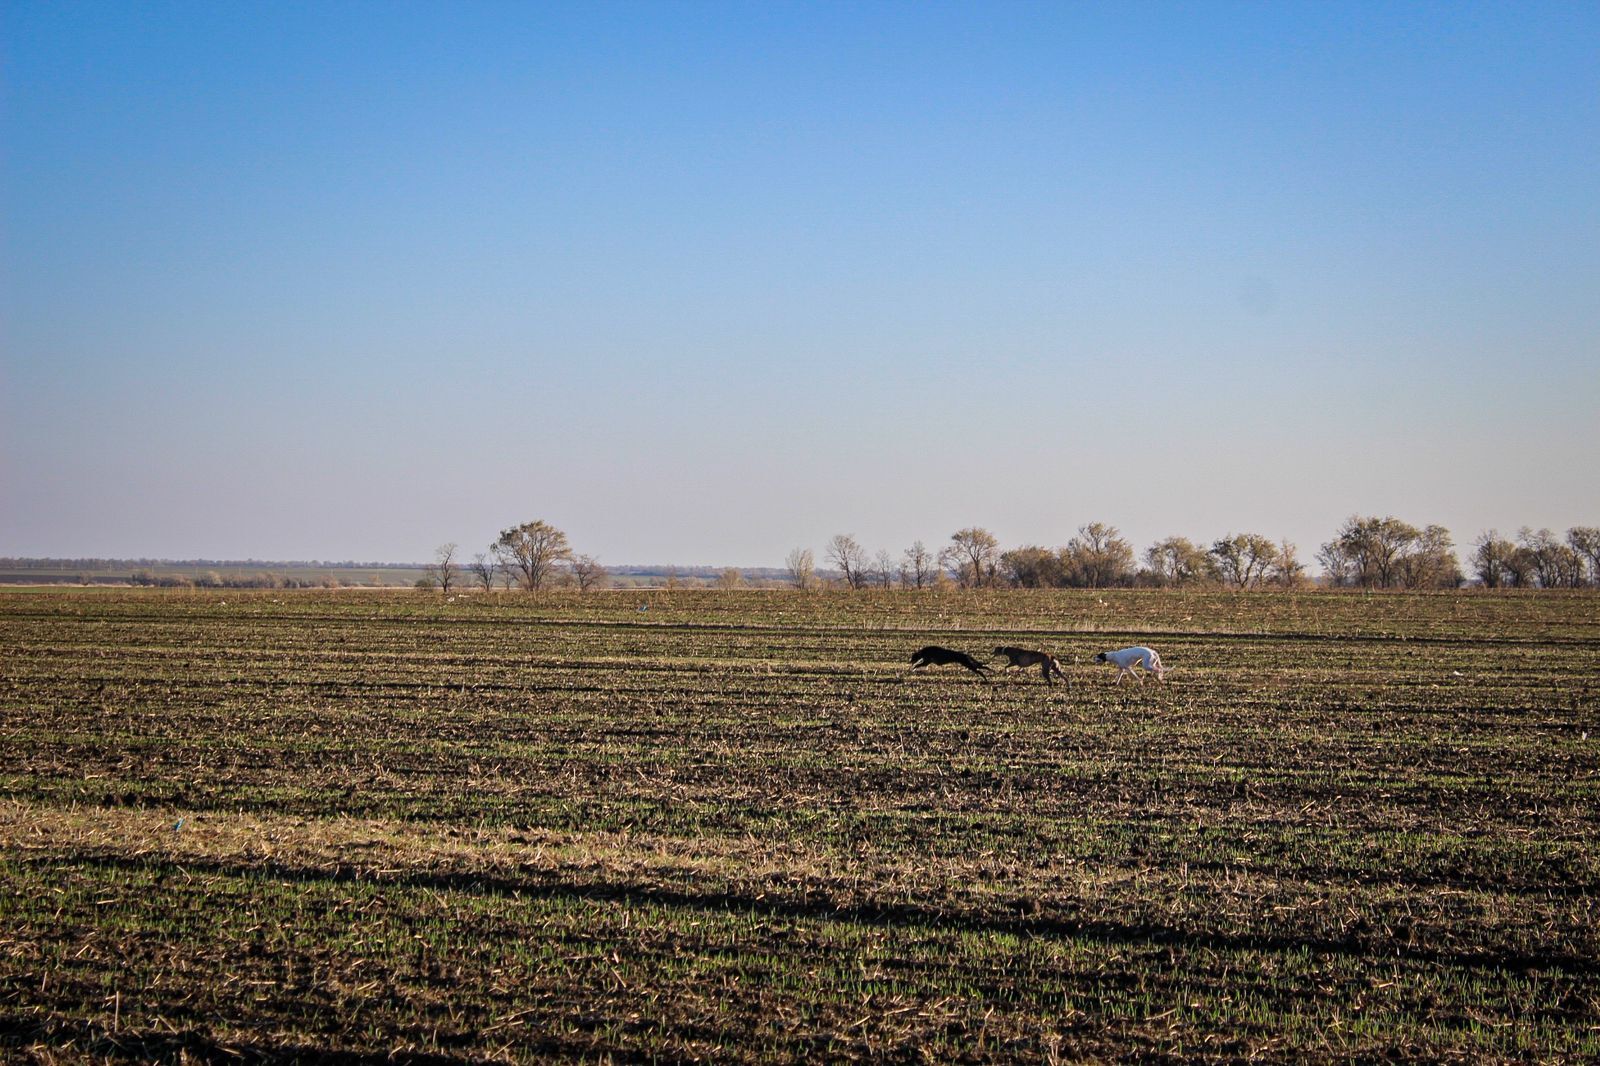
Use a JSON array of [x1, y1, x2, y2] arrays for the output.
[[44, 849, 1599, 980]]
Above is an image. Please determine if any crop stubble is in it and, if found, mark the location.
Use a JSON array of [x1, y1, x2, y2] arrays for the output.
[[1, 588, 1597, 1062]]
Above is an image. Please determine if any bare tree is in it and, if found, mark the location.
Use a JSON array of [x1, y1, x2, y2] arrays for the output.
[[943, 527, 1001, 589], [1520, 527, 1583, 588], [495, 520, 573, 592], [1396, 525, 1461, 589], [901, 541, 935, 589], [1000, 545, 1064, 588], [1503, 540, 1539, 588], [1209, 534, 1279, 589], [469, 551, 499, 593], [1472, 531, 1515, 588], [1569, 527, 1600, 587], [571, 554, 608, 592], [872, 549, 898, 589], [717, 567, 744, 589], [1319, 516, 1464, 589], [827, 534, 869, 590], [1269, 539, 1307, 588], [785, 547, 816, 590], [426, 543, 459, 593], [1061, 523, 1135, 588], [1320, 515, 1423, 588], [1142, 536, 1211, 587], [1316, 539, 1356, 587]]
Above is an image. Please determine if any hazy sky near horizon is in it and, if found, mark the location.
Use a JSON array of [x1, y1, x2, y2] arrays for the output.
[[4, 1, 1597, 567]]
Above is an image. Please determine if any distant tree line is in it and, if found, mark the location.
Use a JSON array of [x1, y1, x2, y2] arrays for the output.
[[20, 516, 1595, 594], [0, 559, 404, 588], [797, 524, 1306, 591], [0, 557, 418, 571], [789, 519, 1600, 591], [1469, 527, 1600, 589], [129, 570, 349, 589]]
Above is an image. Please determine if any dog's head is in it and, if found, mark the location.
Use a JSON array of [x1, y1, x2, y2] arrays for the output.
[[993, 646, 1008, 655], [1093, 652, 1108, 664]]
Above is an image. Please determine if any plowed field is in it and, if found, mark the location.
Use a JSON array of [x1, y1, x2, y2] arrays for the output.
[[2, 588, 1597, 1062]]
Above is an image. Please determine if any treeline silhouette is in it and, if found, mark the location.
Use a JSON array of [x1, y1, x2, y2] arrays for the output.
[[5, 516, 1597, 591], [807, 517, 1600, 591], [0, 557, 419, 570], [0, 558, 419, 589]]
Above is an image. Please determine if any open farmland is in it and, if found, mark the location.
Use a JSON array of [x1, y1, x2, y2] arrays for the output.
[[2, 587, 1597, 1063]]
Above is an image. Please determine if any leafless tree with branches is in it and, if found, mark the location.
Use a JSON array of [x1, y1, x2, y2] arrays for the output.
[[827, 534, 869, 590], [426, 543, 459, 593], [942, 527, 1000, 589], [469, 551, 498, 593], [785, 548, 816, 590], [494, 520, 573, 592], [901, 541, 935, 589], [571, 554, 608, 592]]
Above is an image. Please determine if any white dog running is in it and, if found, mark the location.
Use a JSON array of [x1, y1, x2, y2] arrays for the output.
[[1094, 646, 1166, 684]]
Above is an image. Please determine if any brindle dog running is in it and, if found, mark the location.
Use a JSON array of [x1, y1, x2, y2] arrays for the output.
[[993, 646, 1069, 684]]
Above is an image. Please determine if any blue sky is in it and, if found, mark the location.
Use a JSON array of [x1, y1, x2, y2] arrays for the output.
[[3, 1, 1597, 567]]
